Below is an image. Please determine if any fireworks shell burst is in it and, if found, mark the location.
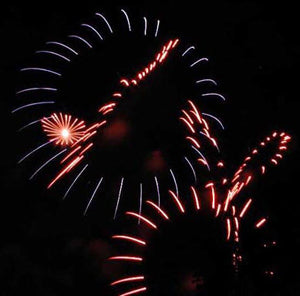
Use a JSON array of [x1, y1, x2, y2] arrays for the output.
[[12, 7, 293, 296]]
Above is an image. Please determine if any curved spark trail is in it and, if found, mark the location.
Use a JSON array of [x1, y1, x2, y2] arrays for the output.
[[126, 212, 157, 229], [18, 119, 44, 132], [119, 287, 147, 296], [30, 149, 67, 180], [18, 140, 54, 164], [239, 198, 252, 218], [20, 67, 62, 77], [138, 183, 143, 224], [256, 218, 267, 228], [191, 145, 210, 171], [190, 57, 209, 67], [121, 9, 132, 32], [169, 190, 185, 213], [63, 164, 89, 200], [196, 78, 217, 86], [202, 92, 226, 101], [83, 177, 103, 215], [35, 50, 71, 62], [112, 235, 146, 246], [146, 200, 169, 220], [200, 131, 220, 152], [46, 41, 79, 55], [108, 256, 143, 262], [154, 176, 161, 206], [190, 186, 200, 210], [81, 24, 103, 40], [12, 101, 55, 113], [155, 20, 160, 37], [184, 156, 197, 182], [68, 35, 93, 48], [202, 113, 225, 130], [114, 177, 124, 219], [169, 169, 179, 196], [205, 182, 216, 209], [110, 276, 145, 286], [182, 46, 195, 56], [95, 12, 113, 33], [226, 218, 231, 240], [16, 87, 57, 95], [143, 17, 147, 36]]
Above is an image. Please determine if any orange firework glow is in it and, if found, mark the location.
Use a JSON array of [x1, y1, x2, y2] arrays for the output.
[[41, 113, 86, 146]]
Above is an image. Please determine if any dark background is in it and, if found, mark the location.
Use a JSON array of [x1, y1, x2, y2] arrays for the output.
[[0, 1, 299, 295]]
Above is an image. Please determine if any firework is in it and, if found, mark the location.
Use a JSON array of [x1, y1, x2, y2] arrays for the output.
[[14, 8, 225, 218], [41, 113, 86, 146], [109, 130, 291, 294], [12, 8, 292, 295]]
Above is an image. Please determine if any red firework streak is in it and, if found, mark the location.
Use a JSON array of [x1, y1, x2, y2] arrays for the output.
[[108, 131, 291, 296], [45, 39, 180, 188], [223, 132, 292, 215]]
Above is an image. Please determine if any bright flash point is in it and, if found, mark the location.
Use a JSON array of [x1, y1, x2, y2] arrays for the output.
[[41, 113, 86, 146], [61, 129, 70, 138]]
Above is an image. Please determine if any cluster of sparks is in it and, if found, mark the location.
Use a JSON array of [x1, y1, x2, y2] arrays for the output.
[[109, 131, 291, 296], [180, 99, 220, 170], [224, 131, 292, 217]]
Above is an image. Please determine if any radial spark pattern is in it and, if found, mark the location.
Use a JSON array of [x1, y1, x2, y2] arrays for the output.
[[41, 113, 86, 146]]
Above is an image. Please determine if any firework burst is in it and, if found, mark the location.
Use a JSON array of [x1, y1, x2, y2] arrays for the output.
[[41, 113, 86, 146], [109, 130, 291, 295], [14, 8, 225, 218], [12, 7, 293, 295]]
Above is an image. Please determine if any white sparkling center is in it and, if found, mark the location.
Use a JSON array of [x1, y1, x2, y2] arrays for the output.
[[61, 129, 70, 139]]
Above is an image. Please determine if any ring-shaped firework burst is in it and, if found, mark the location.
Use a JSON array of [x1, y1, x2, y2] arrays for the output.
[[109, 130, 291, 296], [14, 8, 226, 219]]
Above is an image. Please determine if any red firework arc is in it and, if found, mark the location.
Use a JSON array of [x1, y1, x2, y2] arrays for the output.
[[108, 189, 237, 296], [109, 131, 291, 296], [224, 131, 292, 214]]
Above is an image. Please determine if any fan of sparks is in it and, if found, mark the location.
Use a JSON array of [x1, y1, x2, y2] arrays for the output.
[[41, 113, 86, 146]]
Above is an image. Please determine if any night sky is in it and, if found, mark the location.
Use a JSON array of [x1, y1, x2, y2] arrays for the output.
[[0, 1, 299, 295]]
